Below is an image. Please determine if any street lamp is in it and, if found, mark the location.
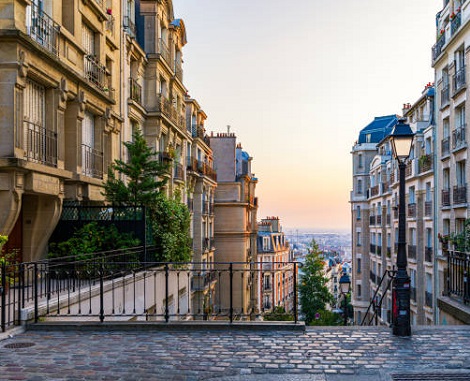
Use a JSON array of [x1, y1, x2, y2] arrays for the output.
[[339, 272, 351, 326], [389, 118, 414, 337]]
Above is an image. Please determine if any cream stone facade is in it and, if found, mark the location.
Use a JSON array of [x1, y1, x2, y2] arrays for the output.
[[209, 133, 259, 318], [257, 217, 295, 315], [433, 0, 470, 325]]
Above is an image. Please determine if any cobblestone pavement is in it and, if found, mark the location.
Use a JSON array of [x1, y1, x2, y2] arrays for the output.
[[0, 325, 470, 380]]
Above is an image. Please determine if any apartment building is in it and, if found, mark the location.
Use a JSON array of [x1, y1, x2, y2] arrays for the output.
[[350, 115, 398, 325], [433, 0, 470, 324], [351, 85, 437, 326], [210, 133, 259, 319], [0, 0, 122, 261], [185, 98, 217, 316], [257, 217, 295, 315]]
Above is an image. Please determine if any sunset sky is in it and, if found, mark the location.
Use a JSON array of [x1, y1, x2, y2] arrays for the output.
[[176, 0, 441, 231]]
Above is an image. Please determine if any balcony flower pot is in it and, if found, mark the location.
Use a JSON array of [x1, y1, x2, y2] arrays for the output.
[[106, 8, 112, 14]]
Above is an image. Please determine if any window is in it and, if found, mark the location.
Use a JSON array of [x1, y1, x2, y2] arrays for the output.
[[409, 186, 416, 204], [456, 105, 466, 129], [357, 284, 362, 297], [356, 258, 361, 273], [426, 228, 432, 248], [82, 111, 102, 178], [356, 232, 362, 246], [24, 79, 57, 167], [443, 118, 450, 138], [366, 134, 371, 143], [425, 182, 432, 202], [357, 179, 363, 194], [358, 154, 363, 168], [443, 168, 450, 189], [456, 160, 466, 186], [356, 206, 361, 220]]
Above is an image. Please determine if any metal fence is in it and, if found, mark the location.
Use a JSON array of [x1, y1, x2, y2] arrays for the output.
[[1, 250, 299, 331], [447, 250, 470, 305]]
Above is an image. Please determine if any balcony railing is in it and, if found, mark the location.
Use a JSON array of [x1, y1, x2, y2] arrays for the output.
[[370, 271, 376, 284], [418, 154, 432, 173], [369, 215, 376, 226], [84, 55, 107, 91], [24, 121, 57, 167], [27, 2, 60, 56], [407, 203, 416, 218], [425, 247, 433, 263], [453, 65, 466, 95], [155, 94, 185, 129], [453, 184, 467, 204], [81, 144, 103, 179], [370, 244, 376, 254], [432, 34, 446, 62], [442, 188, 451, 207], [376, 215, 382, 225], [370, 185, 379, 197], [123, 16, 136, 37], [158, 38, 171, 66], [386, 247, 391, 258], [405, 161, 413, 177], [386, 214, 391, 225], [451, 12, 462, 36], [425, 201, 432, 217], [447, 250, 470, 305], [129, 78, 142, 104], [174, 59, 183, 82], [425, 291, 433, 308], [408, 245, 417, 260], [441, 84, 450, 107], [441, 137, 450, 156]]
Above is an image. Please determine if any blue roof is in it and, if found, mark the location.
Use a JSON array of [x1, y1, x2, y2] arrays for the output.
[[357, 115, 398, 144], [170, 19, 181, 27]]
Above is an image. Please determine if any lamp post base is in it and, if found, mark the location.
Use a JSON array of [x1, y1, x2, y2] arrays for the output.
[[392, 271, 411, 337]]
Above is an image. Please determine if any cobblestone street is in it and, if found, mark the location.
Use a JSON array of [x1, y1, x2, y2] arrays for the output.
[[1, 325, 470, 380]]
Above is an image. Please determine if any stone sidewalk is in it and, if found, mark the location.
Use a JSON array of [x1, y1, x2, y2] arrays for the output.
[[0, 324, 470, 380]]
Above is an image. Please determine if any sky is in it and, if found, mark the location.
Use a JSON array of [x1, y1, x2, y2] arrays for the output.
[[174, 0, 442, 232]]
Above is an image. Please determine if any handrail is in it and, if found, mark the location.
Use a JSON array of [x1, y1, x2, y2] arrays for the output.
[[361, 269, 395, 326]]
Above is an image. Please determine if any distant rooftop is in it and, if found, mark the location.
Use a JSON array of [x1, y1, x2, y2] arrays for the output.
[[357, 115, 398, 144]]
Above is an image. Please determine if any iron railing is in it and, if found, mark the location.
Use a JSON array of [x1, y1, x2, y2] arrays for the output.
[[442, 137, 450, 156], [28, 2, 60, 56], [407, 203, 416, 218], [361, 269, 394, 326], [451, 12, 462, 36], [129, 78, 142, 104], [425, 201, 432, 217], [81, 144, 104, 179], [158, 38, 171, 65], [408, 245, 417, 260], [1, 253, 300, 331], [453, 184, 467, 204], [441, 84, 450, 107], [452, 124, 466, 150], [24, 121, 58, 167], [84, 55, 107, 91], [432, 34, 446, 62], [447, 250, 470, 305], [425, 247, 433, 263], [442, 188, 451, 207]]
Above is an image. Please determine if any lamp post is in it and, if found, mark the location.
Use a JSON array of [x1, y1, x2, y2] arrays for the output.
[[339, 272, 351, 326], [389, 119, 414, 337]]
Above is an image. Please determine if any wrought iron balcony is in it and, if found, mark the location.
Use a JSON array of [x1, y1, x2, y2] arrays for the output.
[[123, 16, 136, 37], [442, 137, 450, 156], [370, 244, 376, 254], [370, 185, 379, 197], [27, 2, 60, 56], [442, 188, 451, 206], [432, 34, 446, 62], [452, 124, 466, 150], [376, 215, 382, 225], [453, 184, 467, 204], [405, 161, 413, 177], [418, 154, 432, 173], [441, 84, 450, 107], [81, 144, 103, 179], [129, 78, 142, 104], [369, 215, 376, 226], [158, 38, 171, 66], [425, 291, 433, 308], [453, 65, 466, 95], [446, 250, 470, 305], [174, 59, 183, 82], [155, 94, 185, 129], [84, 55, 107, 91], [24, 121, 57, 167], [425, 201, 432, 217], [451, 11, 462, 36]]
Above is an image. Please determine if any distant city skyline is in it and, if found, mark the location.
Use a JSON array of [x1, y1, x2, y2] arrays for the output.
[[176, 0, 440, 230]]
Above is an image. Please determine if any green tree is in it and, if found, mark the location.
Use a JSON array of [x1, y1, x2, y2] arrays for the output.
[[450, 218, 470, 252], [103, 129, 169, 207], [299, 239, 335, 325], [149, 192, 192, 263]]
